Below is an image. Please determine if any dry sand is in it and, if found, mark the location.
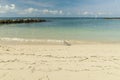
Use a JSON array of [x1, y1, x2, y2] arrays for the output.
[[0, 43, 120, 80]]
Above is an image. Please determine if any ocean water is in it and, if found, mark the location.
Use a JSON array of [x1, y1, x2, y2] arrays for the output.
[[0, 17, 120, 42]]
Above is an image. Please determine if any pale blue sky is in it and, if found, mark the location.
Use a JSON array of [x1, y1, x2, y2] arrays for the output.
[[0, 0, 120, 17]]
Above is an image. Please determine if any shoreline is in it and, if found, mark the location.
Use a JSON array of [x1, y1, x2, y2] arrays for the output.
[[1, 37, 120, 45]]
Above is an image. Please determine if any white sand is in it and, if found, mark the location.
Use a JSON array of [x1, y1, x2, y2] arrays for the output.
[[0, 43, 120, 80]]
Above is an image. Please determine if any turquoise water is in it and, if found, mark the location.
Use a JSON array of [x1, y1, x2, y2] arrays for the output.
[[0, 17, 120, 42]]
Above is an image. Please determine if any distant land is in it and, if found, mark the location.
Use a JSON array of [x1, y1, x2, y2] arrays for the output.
[[103, 17, 120, 19]]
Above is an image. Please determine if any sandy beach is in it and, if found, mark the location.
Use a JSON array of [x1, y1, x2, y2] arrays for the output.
[[0, 42, 120, 80]]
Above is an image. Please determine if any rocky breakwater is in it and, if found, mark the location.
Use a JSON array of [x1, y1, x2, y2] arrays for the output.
[[0, 18, 47, 24]]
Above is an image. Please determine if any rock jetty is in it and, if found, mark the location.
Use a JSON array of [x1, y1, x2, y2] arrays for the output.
[[0, 18, 46, 24]]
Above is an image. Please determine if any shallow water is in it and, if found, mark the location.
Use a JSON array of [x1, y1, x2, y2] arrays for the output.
[[0, 17, 120, 42]]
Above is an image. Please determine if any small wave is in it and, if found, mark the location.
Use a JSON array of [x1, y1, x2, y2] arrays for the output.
[[0, 37, 103, 45], [0, 37, 66, 44], [0, 38, 26, 41]]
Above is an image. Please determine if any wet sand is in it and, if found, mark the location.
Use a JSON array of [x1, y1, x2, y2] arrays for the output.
[[0, 43, 120, 80]]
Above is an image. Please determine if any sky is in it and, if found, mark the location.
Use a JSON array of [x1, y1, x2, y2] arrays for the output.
[[0, 0, 120, 17]]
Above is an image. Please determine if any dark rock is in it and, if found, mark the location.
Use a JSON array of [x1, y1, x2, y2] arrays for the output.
[[0, 18, 47, 24]]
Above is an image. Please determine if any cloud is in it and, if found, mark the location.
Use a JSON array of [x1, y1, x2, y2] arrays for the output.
[[42, 9, 63, 15], [75, 10, 111, 17], [83, 11, 89, 15], [18, 8, 63, 15], [10, 4, 15, 9], [0, 2, 63, 16], [0, 4, 15, 13], [76, 11, 93, 16], [20, 0, 53, 7], [59, 10, 63, 14], [19, 8, 39, 14]]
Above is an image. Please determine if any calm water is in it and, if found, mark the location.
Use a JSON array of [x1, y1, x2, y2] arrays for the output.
[[0, 17, 120, 42]]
